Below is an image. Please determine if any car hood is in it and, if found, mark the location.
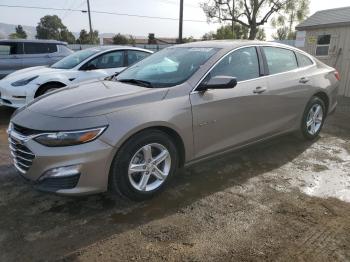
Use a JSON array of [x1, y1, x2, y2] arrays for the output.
[[26, 80, 168, 118], [5, 66, 69, 80]]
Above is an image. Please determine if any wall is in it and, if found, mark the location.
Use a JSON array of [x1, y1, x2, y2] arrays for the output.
[[298, 26, 350, 97]]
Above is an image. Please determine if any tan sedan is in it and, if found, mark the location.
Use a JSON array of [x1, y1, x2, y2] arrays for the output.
[[8, 41, 339, 200]]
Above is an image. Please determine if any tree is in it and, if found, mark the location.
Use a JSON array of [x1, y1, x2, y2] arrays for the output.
[[256, 28, 266, 40], [272, 26, 288, 40], [112, 33, 135, 45], [202, 24, 249, 40], [271, 0, 309, 40], [148, 33, 156, 44], [36, 15, 75, 43], [77, 29, 99, 44], [9, 25, 27, 39], [201, 0, 295, 40]]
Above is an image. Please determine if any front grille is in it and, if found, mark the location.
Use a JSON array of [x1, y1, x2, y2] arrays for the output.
[[8, 136, 35, 174]]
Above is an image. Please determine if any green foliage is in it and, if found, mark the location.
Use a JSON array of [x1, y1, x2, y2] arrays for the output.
[[9, 25, 27, 39], [77, 29, 99, 44], [112, 33, 135, 45], [201, 0, 295, 40], [36, 15, 76, 43], [271, 0, 310, 40]]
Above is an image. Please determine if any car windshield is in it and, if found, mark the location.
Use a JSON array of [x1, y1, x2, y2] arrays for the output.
[[116, 47, 219, 88], [51, 48, 100, 69]]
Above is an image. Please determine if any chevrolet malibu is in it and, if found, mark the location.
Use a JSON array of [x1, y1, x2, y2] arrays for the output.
[[8, 41, 339, 200]]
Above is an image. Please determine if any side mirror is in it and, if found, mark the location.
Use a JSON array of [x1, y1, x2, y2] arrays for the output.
[[197, 76, 237, 92], [82, 64, 97, 71]]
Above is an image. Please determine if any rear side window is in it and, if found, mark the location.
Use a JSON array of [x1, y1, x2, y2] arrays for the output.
[[210, 47, 260, 82], [24, 43, 58, 54], [263, 47, 298, 74], [0, 43, 22, 55], [127, 50, 151, 66], [295, 52, 313, 67]]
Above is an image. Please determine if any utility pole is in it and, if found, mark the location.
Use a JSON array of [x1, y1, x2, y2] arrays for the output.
[[178, 0, 183, 43], [87, 0, 93, 44]]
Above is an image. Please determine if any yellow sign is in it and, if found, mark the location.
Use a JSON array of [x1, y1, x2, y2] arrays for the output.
[[308, 36, 316, 44]]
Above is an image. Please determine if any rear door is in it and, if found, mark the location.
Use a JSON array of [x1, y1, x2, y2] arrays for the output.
[[190, 46, 280, 159], [0, 42, 23, 78], [260, 46, 311, 130]]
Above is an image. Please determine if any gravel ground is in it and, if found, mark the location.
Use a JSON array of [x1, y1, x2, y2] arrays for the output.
[[0, 98, 350, 262]]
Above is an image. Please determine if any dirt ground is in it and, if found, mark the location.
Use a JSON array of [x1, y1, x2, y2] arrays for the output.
[[0, 98, 350, 262]]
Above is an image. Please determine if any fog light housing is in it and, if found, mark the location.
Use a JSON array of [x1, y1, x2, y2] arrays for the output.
[[39, 165, 81, 181]]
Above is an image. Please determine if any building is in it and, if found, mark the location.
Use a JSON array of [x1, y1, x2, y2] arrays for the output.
[[296, 7, 350, 97]]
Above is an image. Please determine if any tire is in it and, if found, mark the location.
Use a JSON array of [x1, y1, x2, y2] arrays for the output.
[[36, 83, 64, 97], [300, 96, 326, 140], [109, 129, 179, 201]]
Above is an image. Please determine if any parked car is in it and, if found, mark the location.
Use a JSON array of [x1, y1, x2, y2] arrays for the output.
[[0, 39, 72, 79], [0, 46, 152, 108], [8, 41, 339, 200]]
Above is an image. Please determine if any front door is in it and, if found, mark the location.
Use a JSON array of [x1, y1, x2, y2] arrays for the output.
[[190, 46, 279, 159]]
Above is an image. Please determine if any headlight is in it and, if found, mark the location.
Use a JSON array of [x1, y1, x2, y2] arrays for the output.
[[11, 76, 39, 87], [33, 126, 107, 147]]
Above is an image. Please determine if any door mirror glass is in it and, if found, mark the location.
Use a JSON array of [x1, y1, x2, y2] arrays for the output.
[[83, 63, 98, 71], [198, 76, 237, 91]]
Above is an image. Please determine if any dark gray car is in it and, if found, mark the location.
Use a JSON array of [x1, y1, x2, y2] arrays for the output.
[[0, 39, 73, 79], [8, 41, 339, 200]]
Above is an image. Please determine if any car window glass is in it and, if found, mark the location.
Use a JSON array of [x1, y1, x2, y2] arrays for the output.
[[0, 43, 20, 55], [209, 47, 259, 82], [51, 48, 99, 69], [86, 51, 124, 69], [295, 52, 313, 67], [24, 43, 57, 54], [263, 47, 298, 74], [127, 50, 151, 66], [117, 47, 219, 88]]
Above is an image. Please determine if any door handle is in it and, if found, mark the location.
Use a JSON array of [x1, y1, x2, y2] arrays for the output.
[[253, 86, 267, 94], [299, 77, 310, 84]]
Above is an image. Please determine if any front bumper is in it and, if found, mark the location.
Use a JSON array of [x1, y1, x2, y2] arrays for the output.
[[8, 129, 115, 195], [0, 81, 37, 108]]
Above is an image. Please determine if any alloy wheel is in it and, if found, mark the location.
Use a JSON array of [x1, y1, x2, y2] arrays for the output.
[[128, 143, 171, 192], [306, 104, 323, 135]]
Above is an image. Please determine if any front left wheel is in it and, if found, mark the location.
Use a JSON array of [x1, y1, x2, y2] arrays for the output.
[[109, 130, 179, 201]]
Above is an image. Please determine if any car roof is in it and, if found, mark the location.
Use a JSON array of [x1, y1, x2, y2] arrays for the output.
[[0, 39, 67, 45], [176, 40, 297, 51], [83, 45, 153, 53]]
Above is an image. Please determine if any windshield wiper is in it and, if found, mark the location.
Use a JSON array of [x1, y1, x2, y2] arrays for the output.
[[118, 78, 154, 88]]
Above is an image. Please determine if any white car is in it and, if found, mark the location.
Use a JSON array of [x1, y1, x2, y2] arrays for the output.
[[0, 46, 152, 108]]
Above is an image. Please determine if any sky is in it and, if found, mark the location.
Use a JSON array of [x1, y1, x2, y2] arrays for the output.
[[0, 0, 350, 39]]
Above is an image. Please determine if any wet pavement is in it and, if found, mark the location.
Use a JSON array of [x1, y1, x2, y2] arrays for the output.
[[0, 98, 350, 261]]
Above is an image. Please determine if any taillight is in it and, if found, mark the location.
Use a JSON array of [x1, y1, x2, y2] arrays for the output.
[[335, 70, 340, 81]]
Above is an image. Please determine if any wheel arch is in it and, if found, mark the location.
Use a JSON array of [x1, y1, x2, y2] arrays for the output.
[[34, 81, 67, 98], [112, 124, 187, 168], [313, 91, 329, 114]]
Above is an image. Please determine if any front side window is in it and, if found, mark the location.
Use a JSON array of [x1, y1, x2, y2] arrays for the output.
[[24, 43, 57, 54], [295, 52, 313, 67], [84, 51, 124, 69], [0, 43, 21, 55], [263, 47, 298, 74], [117, 47, 219, 88], [51, 48, 100, 69], [316, 34, 331, 56], [127, 50, 151, 66], [209, 47, 260, 82]]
